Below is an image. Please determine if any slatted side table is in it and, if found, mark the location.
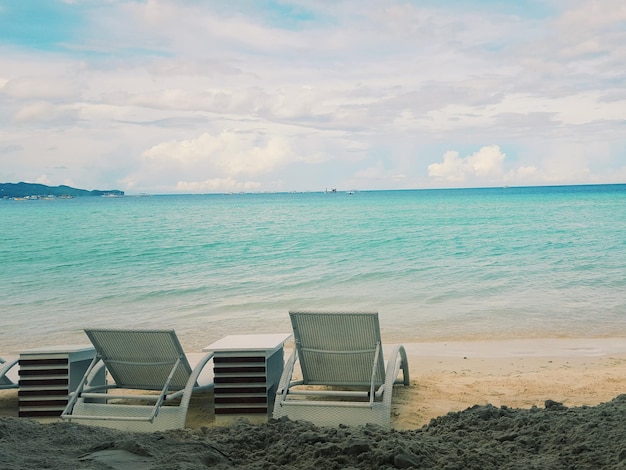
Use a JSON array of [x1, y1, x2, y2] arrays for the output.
[[204, 333, 292, 425], [18, 345, 104, 418]]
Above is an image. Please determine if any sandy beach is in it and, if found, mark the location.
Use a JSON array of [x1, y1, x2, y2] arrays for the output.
[[2, 337, 626, 468]]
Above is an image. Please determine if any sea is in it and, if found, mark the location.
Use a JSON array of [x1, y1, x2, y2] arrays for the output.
[[1, 184, 625, 354]]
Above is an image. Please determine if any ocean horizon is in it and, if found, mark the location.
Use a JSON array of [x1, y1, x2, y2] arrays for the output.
[[1, 184, 625, 353]]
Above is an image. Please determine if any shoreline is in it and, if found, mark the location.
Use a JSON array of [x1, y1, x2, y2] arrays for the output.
[[402, 337, 626, 357]]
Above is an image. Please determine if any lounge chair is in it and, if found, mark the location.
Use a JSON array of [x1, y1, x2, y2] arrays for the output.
[[61, 329, 214, 432], [273, 311, 409, 428], [0, 356, 19, 390]]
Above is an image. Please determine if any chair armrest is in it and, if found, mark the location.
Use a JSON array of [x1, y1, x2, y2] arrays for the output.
[[278, 349, 297, 392], [0, 357, 19, 387], [178, 351, 215, 408], [382, 344, 410, 405]]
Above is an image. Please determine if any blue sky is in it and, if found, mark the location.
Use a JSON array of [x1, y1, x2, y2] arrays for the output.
[[1, 0, 625, 194]]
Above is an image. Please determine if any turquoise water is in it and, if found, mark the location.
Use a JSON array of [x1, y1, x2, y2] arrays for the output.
[[1, 185, 625, 353]]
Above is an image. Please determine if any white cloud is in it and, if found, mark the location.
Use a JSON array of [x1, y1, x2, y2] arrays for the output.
[[35, 174, 54, 185], [13, 103, 55, 122], [557, 0, 626, 32], [532, 142, 592, 183], [141, 130, 293, 177], [176, 178, 262, 193], [1, 76, 78, 101], [428, 141, 621, 187], [428, 151, 467, 182], [13, 102, 78, 124], [355, 161, 387, 179], [505, 166, 538, 183], [470, 146, 506, 178], [428, 146, 506, 184]]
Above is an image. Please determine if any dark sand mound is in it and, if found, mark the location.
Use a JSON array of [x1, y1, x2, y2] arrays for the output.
[[2, 395, 626, 469]]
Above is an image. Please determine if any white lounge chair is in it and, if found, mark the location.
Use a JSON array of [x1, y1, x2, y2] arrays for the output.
[[61, 329, 214, 432], [273, 311, 409, 428], [0, 356, 19, 390]]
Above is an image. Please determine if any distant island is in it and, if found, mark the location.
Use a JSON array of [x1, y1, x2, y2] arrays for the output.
[[0, 182, 124, 199]]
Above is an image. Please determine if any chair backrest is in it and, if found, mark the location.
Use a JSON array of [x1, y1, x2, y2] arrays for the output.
[[289, 311, 385, 387], [85, 329, 193, 391]]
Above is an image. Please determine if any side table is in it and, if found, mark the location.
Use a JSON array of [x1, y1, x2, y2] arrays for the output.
[[18, 345, 105, 418], [204, 333, 292, 424]]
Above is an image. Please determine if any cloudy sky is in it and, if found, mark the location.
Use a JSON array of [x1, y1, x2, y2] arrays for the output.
[[1, 0, 625, 194]]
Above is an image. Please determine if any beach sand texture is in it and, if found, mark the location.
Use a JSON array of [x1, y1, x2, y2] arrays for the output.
[[2, 337, 626, 468]]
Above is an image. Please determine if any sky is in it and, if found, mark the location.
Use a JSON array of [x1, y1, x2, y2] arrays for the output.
[[0, 0, 625, 194]]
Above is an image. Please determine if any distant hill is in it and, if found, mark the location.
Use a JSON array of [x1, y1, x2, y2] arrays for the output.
[[0, 182, 124, 198]]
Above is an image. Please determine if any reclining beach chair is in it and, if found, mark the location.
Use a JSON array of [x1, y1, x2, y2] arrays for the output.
[[273, 311, 409, 428], [61, 329, 214, 432], [0, 356, 19, 390]]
